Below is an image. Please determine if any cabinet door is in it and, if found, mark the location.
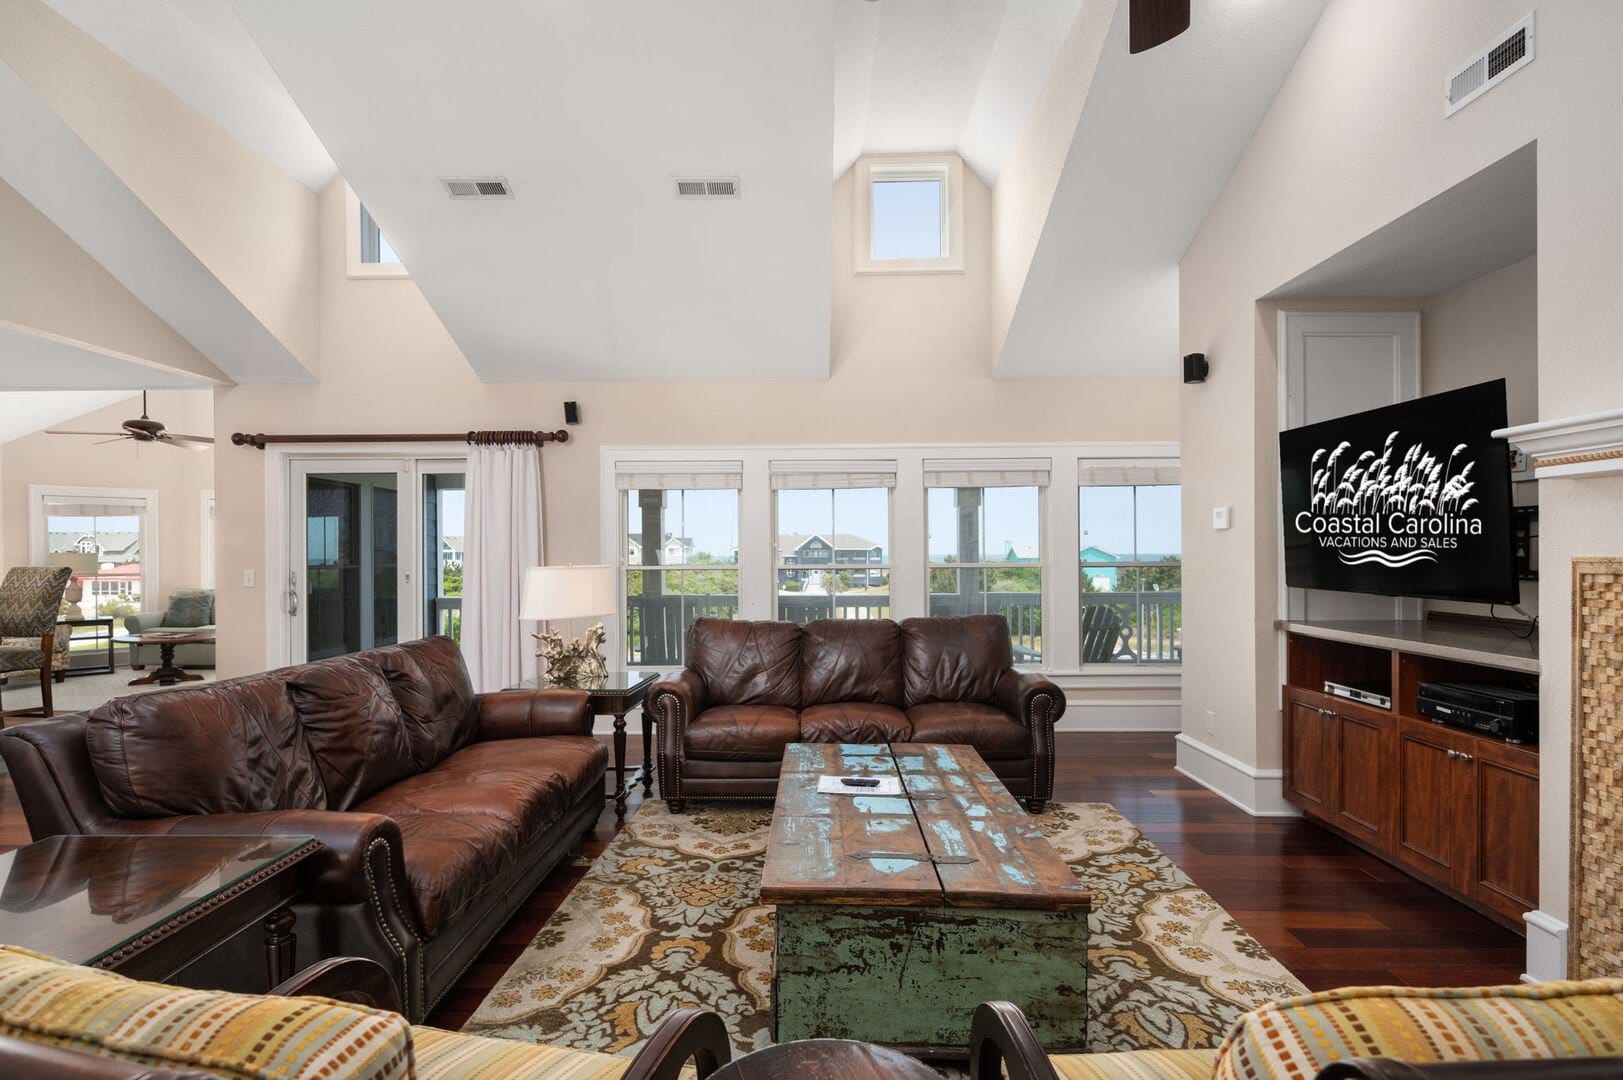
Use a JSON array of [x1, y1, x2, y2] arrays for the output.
[[1332, 710, 1389, 849], [1394, 725, 1470, 890], [1471, 755, 1539, 923], [1284, 699, 1337, 815]]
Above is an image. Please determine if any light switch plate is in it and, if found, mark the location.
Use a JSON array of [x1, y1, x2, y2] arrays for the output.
[[242, 569, 256, 588], [1212, 506, 1231, 530]]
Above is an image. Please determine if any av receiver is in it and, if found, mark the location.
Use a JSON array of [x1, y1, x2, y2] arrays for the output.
[[1416, 681, 1538, 744]]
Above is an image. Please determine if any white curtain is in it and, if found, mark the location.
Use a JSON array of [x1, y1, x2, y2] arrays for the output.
[[461, 444, 543, 693]]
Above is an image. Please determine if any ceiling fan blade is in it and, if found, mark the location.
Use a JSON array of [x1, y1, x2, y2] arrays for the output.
[[154, 434, 210, 451], [1129, 0, 1190, 54], [45, 430, 132, 437], [94, 437, 129, 446], [164, 433, 215, 445]]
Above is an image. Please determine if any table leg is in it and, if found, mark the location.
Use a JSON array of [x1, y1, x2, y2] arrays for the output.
[[641, 710, 655, 795], [128, 642, 204, 687], [263, 906, 297, 989], [612, 707, 629, 822]]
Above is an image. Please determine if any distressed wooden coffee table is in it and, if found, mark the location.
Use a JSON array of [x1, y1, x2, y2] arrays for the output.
[[760, 743, 1090, 1057]]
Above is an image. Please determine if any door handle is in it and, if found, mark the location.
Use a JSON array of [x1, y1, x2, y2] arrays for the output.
[[286, 572, 300, 616]]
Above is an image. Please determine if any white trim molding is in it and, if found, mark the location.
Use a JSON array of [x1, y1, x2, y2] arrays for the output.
[[1175, 733, 1299, 817], [1522, 909, 1569, 982], [1059, 698, 1181, 732], [1496, 408, 1623, 481]]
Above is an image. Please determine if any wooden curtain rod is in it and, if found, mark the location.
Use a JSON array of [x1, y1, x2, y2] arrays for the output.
[[230, 430, 569, 450]]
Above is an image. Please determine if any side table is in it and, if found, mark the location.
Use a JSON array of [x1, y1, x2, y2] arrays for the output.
[[513, 671, 660, 822], [0, 834, 320, 989], [59, 616, 116, 678]]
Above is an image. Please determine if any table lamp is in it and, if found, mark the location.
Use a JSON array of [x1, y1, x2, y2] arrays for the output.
[[519, 564, 615, 687]]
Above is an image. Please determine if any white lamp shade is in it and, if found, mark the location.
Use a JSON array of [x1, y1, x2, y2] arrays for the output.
[[519, 564, 615, 622]]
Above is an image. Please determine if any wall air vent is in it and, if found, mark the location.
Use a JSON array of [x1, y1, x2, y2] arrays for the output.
[[674, 176, 740, 199], [1445, 14, 1533, 117], [441, 176, 513, 199]]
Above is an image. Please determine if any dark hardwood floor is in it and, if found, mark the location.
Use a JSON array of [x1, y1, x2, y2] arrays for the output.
[[0, 731, 1526, 1030]]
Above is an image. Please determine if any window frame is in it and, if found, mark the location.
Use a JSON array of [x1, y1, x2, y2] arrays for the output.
[[772, 484, 895, 623], [1078, 477, 1183, 668], [345, 184, 409, 279], [853, 154, 966, 275], [29, 484, 160, 634], [925, 484, 1047, 663], [621, 486, 743, 668]]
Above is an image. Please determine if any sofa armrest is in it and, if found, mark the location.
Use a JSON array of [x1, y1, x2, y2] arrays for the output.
[[0, 1036, 218, 1080], [623, 1008, 731, 1080], [994, 670, 1066, 730], [969, 1001, 1060, 1080], [270, 956, 402, 1015], [475, 688, 592, 740], [648, 672, 706, 805], [1316, 1062, 1623, 1079], [122, 611, 168, 634]]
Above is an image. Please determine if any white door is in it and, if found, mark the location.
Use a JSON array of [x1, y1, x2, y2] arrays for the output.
[[289, 459, 414, 663], [1279, 312, 1421, 622]]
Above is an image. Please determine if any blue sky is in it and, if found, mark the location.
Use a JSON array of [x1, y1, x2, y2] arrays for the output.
[[871, 179, 942, 260]]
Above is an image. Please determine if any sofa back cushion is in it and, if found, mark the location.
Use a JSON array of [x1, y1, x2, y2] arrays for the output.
[[1213, 979, 1623, 1080], [899, 615, 1012, 706], [686, 618, 802, 708], [86, 673, 326, 817], [0, 945, 413, 1080], [371, 636, 479, 769], [800, 619, 903, 707], [286, 655, 417, 811]]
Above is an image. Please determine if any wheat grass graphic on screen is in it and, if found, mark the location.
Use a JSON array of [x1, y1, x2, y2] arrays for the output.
[[1309, 432, 1477, 568]]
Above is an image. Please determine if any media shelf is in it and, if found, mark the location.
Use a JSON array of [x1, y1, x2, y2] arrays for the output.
[[1280, 619, 1539, 932]]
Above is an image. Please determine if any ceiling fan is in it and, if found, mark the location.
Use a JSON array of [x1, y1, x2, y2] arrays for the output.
[[46, 391, 213, 452], [1130, 0, 1190, 54]]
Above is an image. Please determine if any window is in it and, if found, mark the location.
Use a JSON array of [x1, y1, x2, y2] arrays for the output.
[[926, 460, 1048, 662], [773, 462, 894, 622], [360, 203, 401, 265], [620, 465, 742, 667], [1079, 461, 1182, 665], [32, 487, 157, 637], [421, 470, 465, 643], [854, 155, 965, 274]]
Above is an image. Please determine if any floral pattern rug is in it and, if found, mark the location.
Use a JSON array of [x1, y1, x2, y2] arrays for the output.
[[462, 801, 1305, 1060]]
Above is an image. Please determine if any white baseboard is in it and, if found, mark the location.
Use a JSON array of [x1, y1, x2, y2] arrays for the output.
[[1174, 733, 1299, 817], [1057, 699, 1181, 732], [1522, 910, 1568, 982]]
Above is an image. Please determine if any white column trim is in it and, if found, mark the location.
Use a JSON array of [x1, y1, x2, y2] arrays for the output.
[[1174, 733, 1299, 817], [1497, 409, 1623, 480], [1522, 910, 1569, 983]]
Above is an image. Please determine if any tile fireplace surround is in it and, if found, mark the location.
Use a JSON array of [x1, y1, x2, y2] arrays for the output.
[[1499, 409, 1623, 979]]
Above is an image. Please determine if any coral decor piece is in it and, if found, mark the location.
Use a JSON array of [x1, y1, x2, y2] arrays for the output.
[[532, 623, 609, 688]]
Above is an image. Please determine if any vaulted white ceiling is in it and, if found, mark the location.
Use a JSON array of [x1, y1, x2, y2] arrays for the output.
[[40, 0, 335, 190]]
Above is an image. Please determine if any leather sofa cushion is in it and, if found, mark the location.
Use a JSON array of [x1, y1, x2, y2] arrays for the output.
[[86, 673, 326, 817], [799, 702, 912, 744], [799, 620, 903, 707], [907, 702, 1029, 760], [899, 615, 1013, 706], [686, 618, 801, 708], [356, 735, 606, 934], [683, 705, 801, 761], [286, 656, 417, 811], [370, 637, 478, 769]]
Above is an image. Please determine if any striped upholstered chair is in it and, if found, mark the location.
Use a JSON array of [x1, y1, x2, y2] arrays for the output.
[[971, 980, 1623, 1079], [0, 566, 72, 720]]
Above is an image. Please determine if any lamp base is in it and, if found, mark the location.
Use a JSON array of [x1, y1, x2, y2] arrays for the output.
[[532, 622, 609, 688]]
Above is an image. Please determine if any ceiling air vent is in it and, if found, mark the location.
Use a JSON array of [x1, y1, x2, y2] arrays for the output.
[[674, 176, 740, 199], [441, 176, 513, 199], [1445, 14, 1533, 117]]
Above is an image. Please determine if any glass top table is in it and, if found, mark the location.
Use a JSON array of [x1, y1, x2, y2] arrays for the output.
[[0, 834, 320, 986]]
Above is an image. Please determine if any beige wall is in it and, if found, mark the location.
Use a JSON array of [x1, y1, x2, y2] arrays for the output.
[[0, 0, 320, 375], [213, 171, 1179, 676], [2, 390, 215, 603], [1178, 0, 1623, 948], [0, 180, 223, 382]]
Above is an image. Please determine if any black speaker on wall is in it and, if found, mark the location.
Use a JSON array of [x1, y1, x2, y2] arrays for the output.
[[1183, 353, 1208, 384], [563, 401, 581, 425]]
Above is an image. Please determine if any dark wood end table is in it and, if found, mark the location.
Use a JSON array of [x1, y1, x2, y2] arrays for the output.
[[59, 616, 116, 678], [513, 671, 660, 823], [112, 632, 215, 686], [0, 834, 320, 989]]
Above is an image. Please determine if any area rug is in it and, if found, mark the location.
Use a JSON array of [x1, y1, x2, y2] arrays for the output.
[[462, 801, 1305, 1060]]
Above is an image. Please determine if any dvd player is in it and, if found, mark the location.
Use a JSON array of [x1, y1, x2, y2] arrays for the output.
[[1417, 681, 1538, 744], [1323, 681, 1391, 710]]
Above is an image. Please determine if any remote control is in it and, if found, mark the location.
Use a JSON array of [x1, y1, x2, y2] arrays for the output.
[[840, 777, 881, 788]]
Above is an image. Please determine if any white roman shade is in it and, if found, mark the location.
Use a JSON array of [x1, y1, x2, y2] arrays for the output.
[[769, 459, 898, 490], [1078, 459, 1181, 487], [923, 457, 1051, 488], [40, 495, 147, 517], [614, 460, 743, 490]]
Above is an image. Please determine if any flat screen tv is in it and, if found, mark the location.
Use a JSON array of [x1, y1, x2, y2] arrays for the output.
[[1279, 380, 1518, 604]]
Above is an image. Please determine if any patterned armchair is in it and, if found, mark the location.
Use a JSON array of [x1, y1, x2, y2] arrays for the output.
[[0, 566, 72, 721]]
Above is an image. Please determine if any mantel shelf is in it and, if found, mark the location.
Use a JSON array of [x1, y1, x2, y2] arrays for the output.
[[1497, 409, 1623, 480]]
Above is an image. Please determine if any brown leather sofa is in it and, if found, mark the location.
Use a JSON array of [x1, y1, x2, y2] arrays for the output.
[[0, 635, 605, 1023], [649, 615, 1064, 812]]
